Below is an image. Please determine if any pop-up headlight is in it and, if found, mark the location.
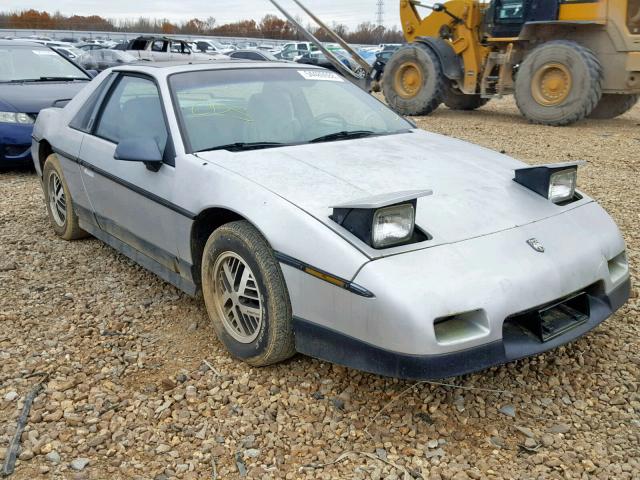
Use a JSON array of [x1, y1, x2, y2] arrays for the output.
[[514, 162, 583, 204], [331, 190, 432, 249]]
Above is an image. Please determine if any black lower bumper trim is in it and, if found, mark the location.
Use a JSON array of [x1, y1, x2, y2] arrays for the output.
[[292, 278, 630, 380]]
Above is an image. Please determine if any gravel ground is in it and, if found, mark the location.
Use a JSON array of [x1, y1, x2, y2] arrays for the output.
[[1, 99, 639, 480]]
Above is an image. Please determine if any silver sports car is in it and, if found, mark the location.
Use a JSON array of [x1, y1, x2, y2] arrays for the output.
[[31, 61, 630, 379]]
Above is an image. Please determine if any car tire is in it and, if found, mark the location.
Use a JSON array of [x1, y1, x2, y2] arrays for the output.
[[201, 220, 295, 367], [382, 42, 446, 116], [514, 40, 602, 126], [42, 154, 88, 240], [588, 93, 639, 119]]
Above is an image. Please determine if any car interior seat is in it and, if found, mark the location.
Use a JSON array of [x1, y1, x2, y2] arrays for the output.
[[246, 89, 301, 144]]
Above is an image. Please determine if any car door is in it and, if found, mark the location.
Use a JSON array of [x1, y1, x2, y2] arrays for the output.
[[150, 39, 170, 61], [77, 73, 186, 274]]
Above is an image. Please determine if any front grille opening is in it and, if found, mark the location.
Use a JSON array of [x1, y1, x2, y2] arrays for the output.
[[434, 309, 489, 346], [505, 292, 590, 343], [608, 251, 628, 285]]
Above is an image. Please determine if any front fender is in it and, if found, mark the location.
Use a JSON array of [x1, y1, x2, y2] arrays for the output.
[[415, 36, 463, 81]]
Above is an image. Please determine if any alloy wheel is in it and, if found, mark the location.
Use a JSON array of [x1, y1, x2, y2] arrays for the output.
[[48, 171, 66, 227], [212, 251, 263, 343]]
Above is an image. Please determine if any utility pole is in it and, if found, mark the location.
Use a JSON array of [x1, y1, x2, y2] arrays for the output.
[[376, 0, 384, 27]]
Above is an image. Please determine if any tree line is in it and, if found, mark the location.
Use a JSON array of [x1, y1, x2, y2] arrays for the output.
[[0, 10, 405, 44]]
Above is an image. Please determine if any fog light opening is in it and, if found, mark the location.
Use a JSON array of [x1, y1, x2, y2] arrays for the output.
[[434, 309, 489, 346], [608, 251, 628, 285]]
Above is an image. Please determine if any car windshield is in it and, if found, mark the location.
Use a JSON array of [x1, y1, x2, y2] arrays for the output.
[[170, 68, 412, 153], [0, 45, 88, 82]]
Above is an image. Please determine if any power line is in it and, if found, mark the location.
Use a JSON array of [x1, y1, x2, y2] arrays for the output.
[[376, 0, 384, 27]]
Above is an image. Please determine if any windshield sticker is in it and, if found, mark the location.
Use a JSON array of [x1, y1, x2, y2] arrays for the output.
[[33, 50, 58, 55], [298, 70, 344, 82]]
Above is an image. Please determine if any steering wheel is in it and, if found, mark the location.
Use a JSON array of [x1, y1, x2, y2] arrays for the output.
[[314, 113, 347, 131]]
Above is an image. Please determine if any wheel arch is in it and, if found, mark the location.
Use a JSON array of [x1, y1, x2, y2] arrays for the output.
[[414, 37, 463, 81], [190, 207, 265, 287], [37, 139, 54, 177]]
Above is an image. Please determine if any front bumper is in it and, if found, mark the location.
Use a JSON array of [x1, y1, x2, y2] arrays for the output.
[[293, 278, 630, 379], [0, 123, 33, 166], [285, 201, 630, 379]]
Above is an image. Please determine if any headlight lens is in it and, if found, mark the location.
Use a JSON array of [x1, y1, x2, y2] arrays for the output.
[[0, 112, 34, 124], [548, 169, 576, 204], [372, 203, 415, 248]]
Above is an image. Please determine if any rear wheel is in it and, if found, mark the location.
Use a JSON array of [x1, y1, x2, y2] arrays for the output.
[[588, 93, 639, 119], [201, 221, 295, 367], [42, 154, 87, 240], [515, 40, 602, 126], [382, 42, 446, 116], [444, 83, 490, 111]]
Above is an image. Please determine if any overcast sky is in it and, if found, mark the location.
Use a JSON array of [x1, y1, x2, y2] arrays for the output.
[[2, 1, 405, 29]]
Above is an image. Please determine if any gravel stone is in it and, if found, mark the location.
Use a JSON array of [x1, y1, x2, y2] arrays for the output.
[[549, 423, 571, 434], [4, 391, 19, 402], [1, 98, 638, 479], [45, 451, 61, 464], [70, 458, 90, 471], [499, 405, 516, 418]]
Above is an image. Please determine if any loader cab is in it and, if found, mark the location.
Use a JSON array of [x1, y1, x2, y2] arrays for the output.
[[485, 0, 559, 37]]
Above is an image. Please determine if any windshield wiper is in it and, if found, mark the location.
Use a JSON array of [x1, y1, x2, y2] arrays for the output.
[[310, 130, 377, 143], [38, 76, 88, 81], [197, 142, 290, 153], [2, 77, 88, 83]]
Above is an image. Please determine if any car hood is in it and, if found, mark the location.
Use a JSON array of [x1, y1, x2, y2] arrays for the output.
[[197, 130, 590, 252], [0, 81, 89, 114]]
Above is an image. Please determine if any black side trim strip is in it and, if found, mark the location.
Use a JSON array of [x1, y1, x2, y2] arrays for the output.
[[52, 146, 197, 219], [275, 251, 374, 298]]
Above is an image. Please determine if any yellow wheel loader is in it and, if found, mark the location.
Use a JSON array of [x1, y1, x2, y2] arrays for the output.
[[383, 0, 640, 125]]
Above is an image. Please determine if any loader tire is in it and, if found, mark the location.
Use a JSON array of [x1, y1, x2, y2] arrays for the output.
[[444, 83, 490, 111], [382, 43, 446, 116], [515, 40, 602, 126], [588, 94, 639, 119]]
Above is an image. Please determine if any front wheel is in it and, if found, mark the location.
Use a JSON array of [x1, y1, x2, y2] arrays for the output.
[[201, 221, 295, 366], [42, 154, 87, 240], [382, 42, 446, 116]]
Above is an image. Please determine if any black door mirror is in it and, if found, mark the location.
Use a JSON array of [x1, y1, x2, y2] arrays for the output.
[[114, 138, 163, 171]]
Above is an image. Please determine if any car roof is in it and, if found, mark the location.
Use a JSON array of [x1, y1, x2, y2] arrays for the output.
[[116, 60, 320, 74], [0, 39, 52, 47]]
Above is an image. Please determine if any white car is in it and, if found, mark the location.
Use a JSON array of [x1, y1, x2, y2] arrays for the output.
[[126, 36, 226, 62], [30, 61, 630, 379]]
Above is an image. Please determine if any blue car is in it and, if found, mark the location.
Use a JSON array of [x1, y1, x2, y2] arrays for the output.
[[0, 40, 92, 167]]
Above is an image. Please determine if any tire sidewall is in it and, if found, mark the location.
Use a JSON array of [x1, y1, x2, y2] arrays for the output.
[[383, 44, 444, 115], [515, 42, 601, 124], [201, 229, 276, 361], [43, 155, 71, 238]]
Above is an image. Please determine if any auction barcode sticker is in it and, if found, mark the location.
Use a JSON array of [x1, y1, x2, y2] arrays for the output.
[[298, 70, 344, 82]]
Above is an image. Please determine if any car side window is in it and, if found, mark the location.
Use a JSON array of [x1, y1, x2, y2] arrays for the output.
[[69, 74, 114, 132], [248, 52, 263, 61], [152, 40, 166, 52], [94, 75, 169, 159]]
